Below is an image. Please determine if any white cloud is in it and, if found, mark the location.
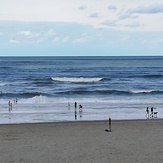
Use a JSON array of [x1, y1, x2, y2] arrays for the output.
[[79, 5, 87, 10], [118, 13, 138, 20], [128, 3, 163, 14], [53, 37, 60, 43], [88, 12, 99, 18], [121, 35, 130, 41], [32, 38, 44, 43], [108, 5, 117, 10], [10, 39, 19, 43], [101, 20, 117, 27], [125, 22, 143, 28], [46, 29, 56, 36], [160, 38, 163, 43], [73, 33, 90, 43], [52, 36, 70, 43], [0, 0, 163, 32], [62, 36, 69, 42], [18, 30, 39, 38]]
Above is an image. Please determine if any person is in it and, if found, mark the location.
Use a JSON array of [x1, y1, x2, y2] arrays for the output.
[[146, 107, 149, 118], [16, 98, 18, 104], [68, 102, 70, 110], [79, 104, 83, 118], [8, 101, 11, 112], [105, 117, 112, 132], [75, 110, 77, 120], [10, 102, 12, 111], [79, 104, 82, 111], [151, 107, 154, 118], [74, 102, 77, 110], [109, 118, 112, 132]]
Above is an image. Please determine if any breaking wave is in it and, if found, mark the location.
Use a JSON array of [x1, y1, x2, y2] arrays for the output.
[[51, 77, 103, 83], [0, 92, 47, 98], [57, 89, 163, 95]]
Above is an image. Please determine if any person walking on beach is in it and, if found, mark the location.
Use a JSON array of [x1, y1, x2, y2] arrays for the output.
[[151, 107, 154, 118], [105, 117, 112, 132], [109, 118, 112, 132], [146, 107, 149, 118]]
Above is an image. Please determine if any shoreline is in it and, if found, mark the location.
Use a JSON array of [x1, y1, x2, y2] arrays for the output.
[[0, 117, 162, 126]]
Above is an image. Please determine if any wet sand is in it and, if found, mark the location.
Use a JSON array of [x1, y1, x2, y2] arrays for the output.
[[0, 120, 163, 163]]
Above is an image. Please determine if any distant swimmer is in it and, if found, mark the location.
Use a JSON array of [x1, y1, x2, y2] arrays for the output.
[[79, 104, 83, 118], [68, 102, 70, 110], [16, 98, 18, 104], [10, 102, 12, 111], [79, 104, 83, 112]]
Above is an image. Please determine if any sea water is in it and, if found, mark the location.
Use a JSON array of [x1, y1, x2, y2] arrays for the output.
[[0, 56, 163, 124]]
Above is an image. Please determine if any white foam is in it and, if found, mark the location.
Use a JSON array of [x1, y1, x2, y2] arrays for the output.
[[51, 77, 103, 83], [0, 83, 6, 86], [131, 90, 155, 94]]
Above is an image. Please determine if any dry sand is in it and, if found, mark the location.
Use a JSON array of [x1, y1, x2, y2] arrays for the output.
[[0, 120, 163, 163]]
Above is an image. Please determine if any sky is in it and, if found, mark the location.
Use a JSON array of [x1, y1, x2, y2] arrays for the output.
[[0, 0, 163, 56]]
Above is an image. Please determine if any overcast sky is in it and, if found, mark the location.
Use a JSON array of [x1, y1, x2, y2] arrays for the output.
[[0, 0, 163, 56]]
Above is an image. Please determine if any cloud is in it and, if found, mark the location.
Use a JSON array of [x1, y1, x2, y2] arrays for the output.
[[108, 5, 117, 10], [18, 30, 39, 38], [10, 38, 19, 44], [121, 35, 130, 41], [73, 33, 90, 43], [32, 38, 44, 43], [53, 37, 60, 43], [79, 5, 87, 10], [62, 36, 69, 43], [101, 20, 117, 27], [160, 39, 163, 43], [88, 12, 99, 18], [128, 4, 163, 14], [46, 29, 55, 36], [118, 13, 138, 20], [125, 22, 144, 28], [52, 36, 69, 43]]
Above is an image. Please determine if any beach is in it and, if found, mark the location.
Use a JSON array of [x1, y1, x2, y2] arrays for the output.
[[0, 120, 163, 163]]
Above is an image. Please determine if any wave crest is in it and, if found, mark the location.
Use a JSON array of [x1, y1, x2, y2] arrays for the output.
[[51, 77, 103, 83]]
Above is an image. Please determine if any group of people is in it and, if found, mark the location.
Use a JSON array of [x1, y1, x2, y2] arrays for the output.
[[146, 107, 158, 118], [8, 98, 18, 112], [73, 101, 83, 119]]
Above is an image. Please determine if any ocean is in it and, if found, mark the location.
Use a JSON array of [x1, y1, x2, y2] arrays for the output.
[[0, 56, 163, 124]]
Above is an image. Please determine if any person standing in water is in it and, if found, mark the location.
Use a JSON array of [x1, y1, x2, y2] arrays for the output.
[[146, 107, 149, 118], [8, 101, 11, 112], [74, 102, 77, 110]]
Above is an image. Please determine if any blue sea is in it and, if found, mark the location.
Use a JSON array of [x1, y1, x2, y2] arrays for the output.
[[0, 56, 163, 124]]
